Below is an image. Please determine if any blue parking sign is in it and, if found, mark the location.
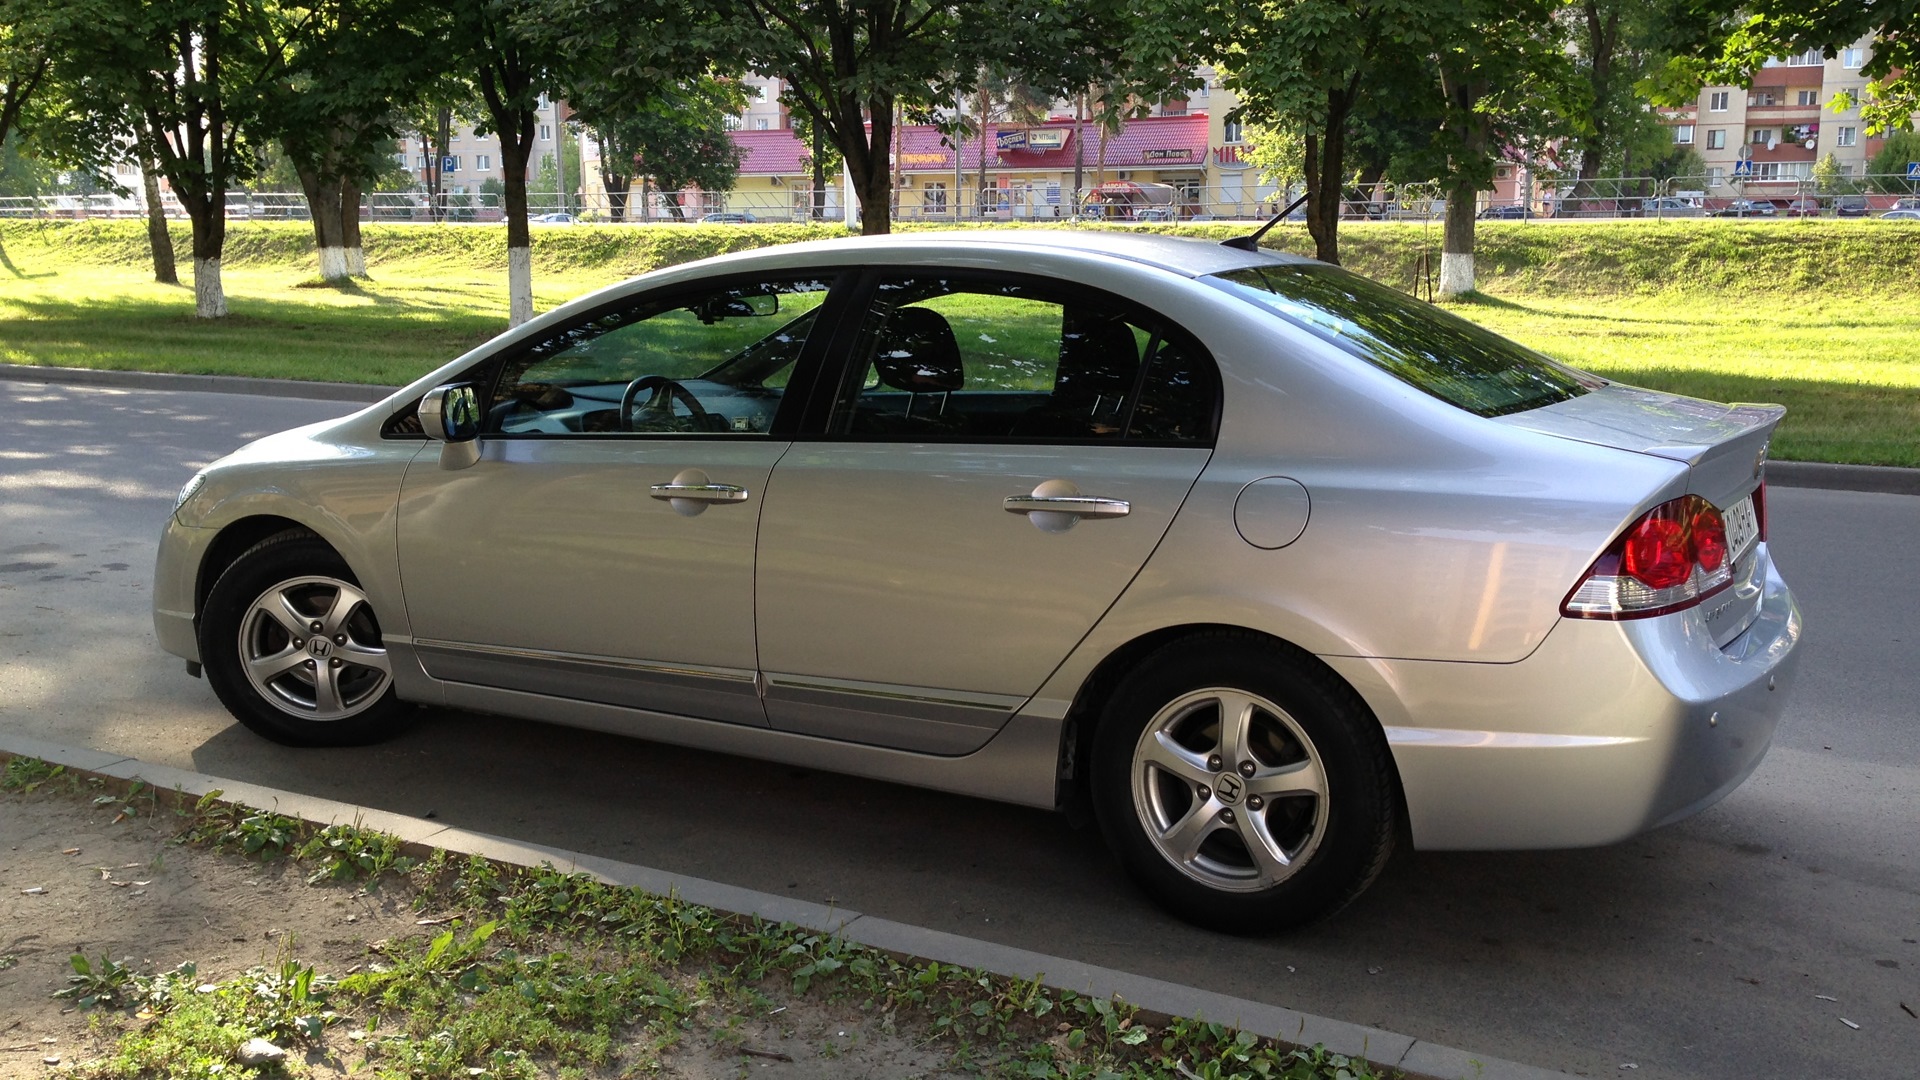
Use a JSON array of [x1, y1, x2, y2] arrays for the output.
[[441, 156, 457, 173]]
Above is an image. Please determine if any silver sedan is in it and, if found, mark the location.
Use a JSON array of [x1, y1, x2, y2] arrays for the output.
[[153, 232, 1802, 932]]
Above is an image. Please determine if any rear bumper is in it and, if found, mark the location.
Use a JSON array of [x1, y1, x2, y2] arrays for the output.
[[1325, 544, 1802, 850]]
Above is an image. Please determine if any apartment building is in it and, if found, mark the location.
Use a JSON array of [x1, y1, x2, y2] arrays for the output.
[[1660, 35, 1891, 192], [393, 96, 570, 194]]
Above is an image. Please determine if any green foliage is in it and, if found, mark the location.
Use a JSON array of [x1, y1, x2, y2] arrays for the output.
[[1, 755, 63, 792], [55, 953, 140, 1010], [296, 821, 413, 883], [1865, 130, 1920, 194], [184, 789, 304, 858]]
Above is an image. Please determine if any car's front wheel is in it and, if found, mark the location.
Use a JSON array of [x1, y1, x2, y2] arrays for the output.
[[199, 532, 409, 746], [1090, 634, 1398, 933]]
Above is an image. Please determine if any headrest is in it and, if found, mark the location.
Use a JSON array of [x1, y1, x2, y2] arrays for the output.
[[1054, 311, 1139, 402], [874, 307, 964, 393]]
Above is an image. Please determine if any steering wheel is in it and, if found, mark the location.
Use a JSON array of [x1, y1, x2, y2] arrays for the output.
[[620, 375, 713, 432]]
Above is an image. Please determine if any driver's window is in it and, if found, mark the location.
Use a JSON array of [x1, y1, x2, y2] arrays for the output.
[[487, 276, 831, 436]]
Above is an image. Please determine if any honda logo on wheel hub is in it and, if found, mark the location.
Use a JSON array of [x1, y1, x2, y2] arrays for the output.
[[1214, 772, 1244, 805]]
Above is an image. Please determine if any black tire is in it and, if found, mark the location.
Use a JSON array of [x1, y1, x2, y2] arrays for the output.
[[1089, 632, 1397, 933], [198, 531, 411, 747]]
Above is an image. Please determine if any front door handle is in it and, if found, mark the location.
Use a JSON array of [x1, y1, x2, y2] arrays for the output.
[[1003, 495, 1130, 518], [650, 482, 749, 503], [651, 468, 749, 517]]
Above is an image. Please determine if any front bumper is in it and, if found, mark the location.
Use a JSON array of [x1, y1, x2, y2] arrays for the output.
[[152, 518, 217, 663], [1325, 544, 1803, 850]]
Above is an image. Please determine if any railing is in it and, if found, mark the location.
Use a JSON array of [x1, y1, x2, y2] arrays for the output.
[[3, 173, 1914, 225]]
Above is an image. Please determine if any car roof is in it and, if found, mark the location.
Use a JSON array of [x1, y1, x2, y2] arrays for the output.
[[687, 229, 1317, 280]]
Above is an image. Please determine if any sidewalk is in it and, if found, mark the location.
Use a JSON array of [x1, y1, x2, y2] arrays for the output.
[[5, 362, 1914, 495], [0, 732, 1571, 1080]]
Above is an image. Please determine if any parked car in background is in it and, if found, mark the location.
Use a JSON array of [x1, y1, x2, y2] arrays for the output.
[[1709, 199, 1777, 218], [153, 232, 1802, 934], [1891, 198, 1920, 211], [531, 212, 575, 224], [1478, 204, 1531, 219], [1782, 198, 1821, 217], [1639, 196, 1703, 216], [1881, 209, 1920, 220], [700, 211, 758, 224], [1833, 196, 1870, 218]]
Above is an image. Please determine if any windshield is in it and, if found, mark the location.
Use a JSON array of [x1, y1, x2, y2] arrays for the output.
[[1210, 264, 1597, 417]]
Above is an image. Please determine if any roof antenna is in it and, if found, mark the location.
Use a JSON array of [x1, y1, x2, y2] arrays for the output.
[[1221, 192, 1309, 252]]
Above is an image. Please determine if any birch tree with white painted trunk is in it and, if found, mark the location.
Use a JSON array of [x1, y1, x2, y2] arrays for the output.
[[452, 1, 548, 327]]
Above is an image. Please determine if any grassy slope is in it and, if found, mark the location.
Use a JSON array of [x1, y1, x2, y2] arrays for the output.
[[2, 218, 1917, 464]]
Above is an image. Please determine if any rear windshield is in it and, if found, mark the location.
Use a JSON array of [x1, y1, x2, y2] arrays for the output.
[[1210, 264, 1596, 417]]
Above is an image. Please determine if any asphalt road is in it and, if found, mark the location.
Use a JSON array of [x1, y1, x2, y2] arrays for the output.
[[3, 379, 1915, 1079]]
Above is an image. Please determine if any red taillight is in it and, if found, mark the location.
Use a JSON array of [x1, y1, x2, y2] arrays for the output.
[[1563, 495, 1736, 619], [1752, 479, 1768, 542]]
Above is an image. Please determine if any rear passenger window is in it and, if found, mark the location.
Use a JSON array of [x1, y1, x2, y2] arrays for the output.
[[829, 274, 1217, 445]]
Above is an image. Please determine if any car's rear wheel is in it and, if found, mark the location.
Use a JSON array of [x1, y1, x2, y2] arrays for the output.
[[199, 532, 409, 746], [1090, 634, 1397, 933]]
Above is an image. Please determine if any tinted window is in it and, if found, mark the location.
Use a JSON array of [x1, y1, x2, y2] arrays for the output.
[[828, 275, 1216, 444], [1210, 265, 1596, 417], [487, 277, 829, 436]]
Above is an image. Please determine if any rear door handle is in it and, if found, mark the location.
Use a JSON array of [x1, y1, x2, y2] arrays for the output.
[[1003, 495, 1130, 518]]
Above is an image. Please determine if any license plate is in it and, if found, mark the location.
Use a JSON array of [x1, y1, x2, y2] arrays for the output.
[[1723, 495, 1759, 559]]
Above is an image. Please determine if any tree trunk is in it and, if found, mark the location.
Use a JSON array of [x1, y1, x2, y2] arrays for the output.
[[1439, 179, 1477, 296], [854, 95, 893, 235], [342, 177, 365, 276], [502, 144, 533, 325], [1302, 92, 1352, 265], [141, 164, 177, 285], [186, 202, 227, 318], [297, 164, 350, 281], [810, 125, 826, 221]]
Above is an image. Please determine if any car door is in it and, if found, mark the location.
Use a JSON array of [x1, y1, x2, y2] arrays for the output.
[[396, 272, 841, 726], [754, 270, 1220, 753]]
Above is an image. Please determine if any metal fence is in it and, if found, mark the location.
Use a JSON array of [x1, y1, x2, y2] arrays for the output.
[[4, 173, 1915, 225]]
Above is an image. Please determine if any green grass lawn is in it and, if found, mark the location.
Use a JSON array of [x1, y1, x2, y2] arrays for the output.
[[3, 221, 1916, 465]]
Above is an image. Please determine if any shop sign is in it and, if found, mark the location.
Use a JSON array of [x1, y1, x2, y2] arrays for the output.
[[1212, 144, 1250, 170], [1144, 148, 1194, 163], [898, 151, 952, 167]]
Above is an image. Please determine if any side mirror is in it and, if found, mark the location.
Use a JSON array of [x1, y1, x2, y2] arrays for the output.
[[419, 383, 480, 443]]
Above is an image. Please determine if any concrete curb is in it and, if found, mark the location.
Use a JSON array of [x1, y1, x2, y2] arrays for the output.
[[0, 363, 392, 403], [5, 364, 1915, 496], [0, 732, 1569, 1080]]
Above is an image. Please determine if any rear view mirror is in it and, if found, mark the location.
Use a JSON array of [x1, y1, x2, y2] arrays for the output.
[[420, 383, 480, 443]]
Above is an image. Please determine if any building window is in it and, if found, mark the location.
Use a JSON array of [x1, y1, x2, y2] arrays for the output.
[[1837, 126, 1857, 147], [1708, 91, 1729, 111], [1161, 99, 1188, 116], [416, 155, 428, 169], [723, 115, 742, 131], [1707, 167, 1725, 187], [1673, 125, 1694, 145], [1750, 128, 1771, 144], [1786, 49, 1823, 66], [754, 118, 769, 130], [475, 154, 491, 170], [1707, 129, 1726, 149], [1222, 119, 1243, 144], [1754, 162, 1780, 180], [1796, 90, 1818, 106], [924, 182, 946, 212], [538, 124, 552, 142], [1843, 48, 1865, 69]]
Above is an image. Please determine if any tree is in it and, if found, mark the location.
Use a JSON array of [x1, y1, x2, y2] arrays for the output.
[[1431, 3, 1580, 295], [1214, 0, 1427, 264], [67, 0, 270, 318], [1653, 3, 1920, 137], [1865, 130, 1920, 193], [450, 1, 552, 326], [1565, 1, 1674, 185], [255, 0, 448, 280]]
